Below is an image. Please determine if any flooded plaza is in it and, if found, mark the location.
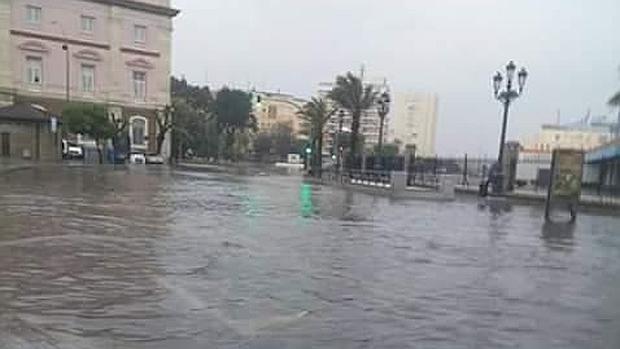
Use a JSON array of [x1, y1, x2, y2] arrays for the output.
[[1, 165, 619, 348]]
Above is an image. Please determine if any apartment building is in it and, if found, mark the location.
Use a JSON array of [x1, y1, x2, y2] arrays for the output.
[[0, 0, 178, 158]]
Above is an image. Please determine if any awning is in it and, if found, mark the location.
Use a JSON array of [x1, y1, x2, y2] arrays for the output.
[[0, 104, 59, 123], [586, 143, 620, 163]]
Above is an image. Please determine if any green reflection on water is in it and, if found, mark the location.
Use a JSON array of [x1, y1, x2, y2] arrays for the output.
[[242, 193, 260, 218], [299, 183, 314, 218]]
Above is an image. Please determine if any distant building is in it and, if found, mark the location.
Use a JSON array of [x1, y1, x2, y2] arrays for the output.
[[516, 115, 618, 185], [0, 0, 179, 160], [318, 78, 389, 154], [253, 91, 307, 138], [520, 116, 615, 153], [388, 92, 438, 157]]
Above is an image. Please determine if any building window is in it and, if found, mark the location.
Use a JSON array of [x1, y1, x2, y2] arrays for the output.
[[26, 56, 42, 85], [81, 65, 95, 92], [81, 15, 95, 33], [133, 25, 147, 44], [26, 5, 41, 25], [130, 116, 147, 147], [132, 71, 146, 100]]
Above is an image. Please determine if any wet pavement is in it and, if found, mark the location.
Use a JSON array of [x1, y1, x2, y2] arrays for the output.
[[1, 165, 619, 348]]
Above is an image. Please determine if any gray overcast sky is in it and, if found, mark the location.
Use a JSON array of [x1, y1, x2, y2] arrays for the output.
[[171, 0, 620, 156]]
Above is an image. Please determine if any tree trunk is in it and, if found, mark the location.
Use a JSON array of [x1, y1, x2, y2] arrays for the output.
[[156, 131, 166, 155], [316, 134, 323, 178], [349, 110, 361, 169], [225, 128, 235, 161], [95, 139, 103, 164]]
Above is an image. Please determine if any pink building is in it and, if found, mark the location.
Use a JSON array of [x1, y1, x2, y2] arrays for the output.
[[0, 0, 179, 158]]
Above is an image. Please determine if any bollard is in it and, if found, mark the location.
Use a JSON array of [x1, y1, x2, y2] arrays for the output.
[[391, 171, 408, 193]]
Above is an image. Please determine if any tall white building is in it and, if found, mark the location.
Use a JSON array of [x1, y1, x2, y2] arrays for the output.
[[317, 78, 389, 154], [388, 92, 438, 157]]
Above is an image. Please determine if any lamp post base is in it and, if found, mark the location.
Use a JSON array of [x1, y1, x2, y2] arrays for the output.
[[491, 172, 505, 195]]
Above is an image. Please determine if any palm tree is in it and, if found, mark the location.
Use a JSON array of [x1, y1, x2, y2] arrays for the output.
[[328, 72, 377, 166], [298, 97, 336, 177]]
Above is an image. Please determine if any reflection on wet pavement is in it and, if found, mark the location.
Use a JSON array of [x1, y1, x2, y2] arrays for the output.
[[1, 165, 620, 348]]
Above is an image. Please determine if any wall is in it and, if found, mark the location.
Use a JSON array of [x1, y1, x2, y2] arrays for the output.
[[0, 120, 60, 161], [0, 0, 12, 106], [7, 0, 175, 157], [9, 0, 173, 109]]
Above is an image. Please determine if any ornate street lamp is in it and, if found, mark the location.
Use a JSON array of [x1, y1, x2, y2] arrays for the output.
[[335, 109, 346, 173], [376, 90, 391, 155], [491, 60, 528, 194]]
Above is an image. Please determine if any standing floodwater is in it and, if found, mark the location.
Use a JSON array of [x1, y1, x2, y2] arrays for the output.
[[1, 165, 619, 349]]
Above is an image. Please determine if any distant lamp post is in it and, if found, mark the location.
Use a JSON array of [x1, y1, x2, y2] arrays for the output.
[[52, 21, 70, 102], [376, 90, 391, 155], [305, 146, 312, 171], [335, 109, 345, 172], [491, 60, 528, 194]]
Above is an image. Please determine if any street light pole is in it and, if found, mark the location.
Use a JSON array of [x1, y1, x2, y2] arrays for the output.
[[497, 96, 510, 168], [52, 21, 70, 102], [376, 91, 390, 155], [491, 61, 528, 194], [62, 43, 69, 102], [335, 109, 345, 173]]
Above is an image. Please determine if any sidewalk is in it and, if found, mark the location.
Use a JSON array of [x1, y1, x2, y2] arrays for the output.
[[456, 185, 620, 210]]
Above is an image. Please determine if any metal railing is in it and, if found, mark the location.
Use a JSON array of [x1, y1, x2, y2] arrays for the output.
[[407, 172, 440, 189], [347, 169, 392, 187]]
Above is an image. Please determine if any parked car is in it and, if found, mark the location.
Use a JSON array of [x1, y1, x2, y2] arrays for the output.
[[145, 153, 165, 164], [61, 140, 84, 160], [129, 153, 146, 164]]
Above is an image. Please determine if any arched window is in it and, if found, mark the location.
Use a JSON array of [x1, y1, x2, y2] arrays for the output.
[[129, 116, 148, 149]]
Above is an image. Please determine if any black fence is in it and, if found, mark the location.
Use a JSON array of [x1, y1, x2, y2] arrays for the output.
[[340, 155, 466, 188], [335, 154, 620, 202]]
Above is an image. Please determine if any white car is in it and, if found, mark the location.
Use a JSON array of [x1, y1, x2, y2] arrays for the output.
[[129, 153, 146, 164], [62, 140, 84, 159], [145, 154, 165, 164]]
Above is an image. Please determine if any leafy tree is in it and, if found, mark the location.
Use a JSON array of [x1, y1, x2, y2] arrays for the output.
[[170, 77, 217, 161], [213, 88, 255, 160], [253, 123, 297, 161], [62, 103, 117, 164], [253, 132, 273, 160], [328, 72, 377, 164], [171, 76, 213, 112], [270, 123, 296, 160], [170, 98, 198, 160], [609, 92, 620, 107], [298, 97, 336, 176]]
